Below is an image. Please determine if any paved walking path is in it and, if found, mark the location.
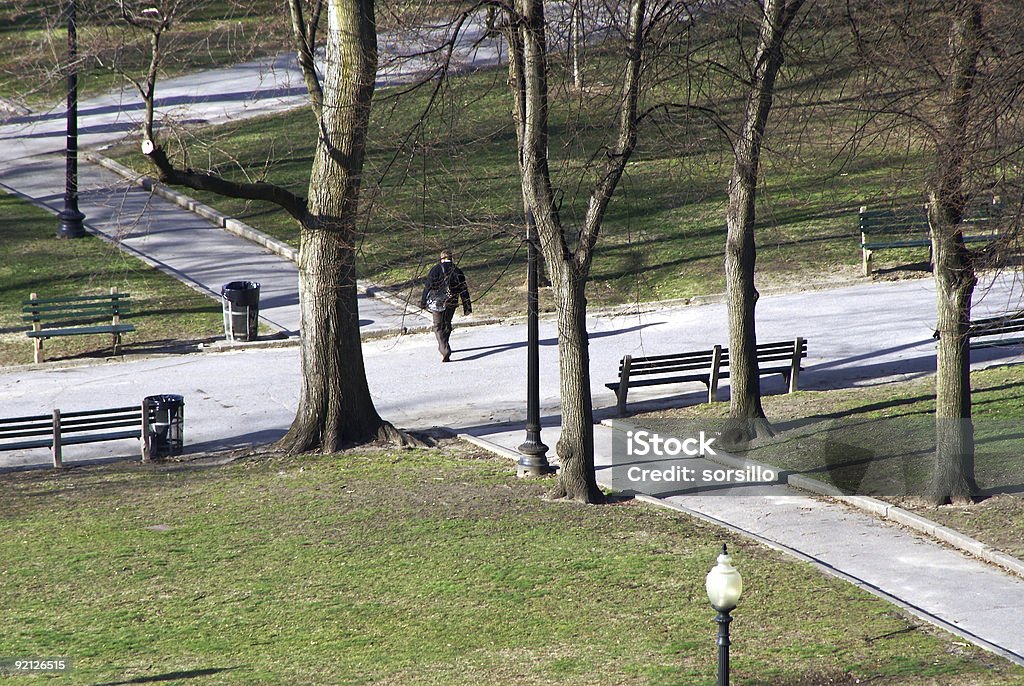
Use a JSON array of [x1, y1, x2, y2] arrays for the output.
[[3, 48, 1024, 669], [0, 51, 438, 337], [464, 422, 1024, 666]]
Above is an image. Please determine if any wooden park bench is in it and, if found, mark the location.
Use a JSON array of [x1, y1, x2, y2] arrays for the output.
[[606, 338, 807, 415], [23, 288, 134, 363], [967, 310, 1024, 351], [0, 404, 154, 469], [859, 198, 1003, 276]]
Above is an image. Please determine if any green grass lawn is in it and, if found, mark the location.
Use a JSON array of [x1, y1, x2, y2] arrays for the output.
[[1, 445, 1021, 685], [632, 364, 1024, 559], [0, 192, 223, 366]]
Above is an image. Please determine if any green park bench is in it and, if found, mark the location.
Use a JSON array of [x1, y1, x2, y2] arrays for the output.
[[967, 310, 1024, 351], [0, 404, 151, 469], [23, 288, 134, 363], [606, 338, 807, 415], [859, 198, 1003, 276]]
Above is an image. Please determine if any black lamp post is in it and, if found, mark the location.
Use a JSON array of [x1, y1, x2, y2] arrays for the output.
[[705, 544, 743, 686], [56, 0, 86, 239], [517, 209, 554, 477]]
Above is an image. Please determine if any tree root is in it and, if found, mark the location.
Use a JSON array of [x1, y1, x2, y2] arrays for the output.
[[545, 480, 607, 505], [374, 422, 431, 448], [720, 416, 776, 451], [276, 419, 430, 455]]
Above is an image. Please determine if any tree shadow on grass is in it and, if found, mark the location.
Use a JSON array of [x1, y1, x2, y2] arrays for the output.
[[739, 669, 871, 686], [95, 667, 240, 685]]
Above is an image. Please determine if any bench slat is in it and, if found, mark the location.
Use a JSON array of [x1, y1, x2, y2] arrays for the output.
[[0, 413, 56, 425], [26, 324, 135, 339], [61, 430, 142, 446], [60, 418, 143, 434], [23, 310, 132, 322], [0, 438, 54, 451], [23, 300, 131, 312], [0, 426, 56, 440], [22, 293, 131, 306], [618, 374, 713, 389], [61, 406, 141, 419], [626, 359, 718, 375]]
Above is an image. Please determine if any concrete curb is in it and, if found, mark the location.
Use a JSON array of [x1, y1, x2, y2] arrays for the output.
[[597, 418, 1024, 580], [84, 151, 300, 262], [459, 433, 526, 463]]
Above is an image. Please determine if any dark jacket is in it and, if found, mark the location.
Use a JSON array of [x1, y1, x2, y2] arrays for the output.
[[420, 260, 472, 313]]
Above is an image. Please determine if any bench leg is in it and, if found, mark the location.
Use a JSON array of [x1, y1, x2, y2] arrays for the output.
[[616, 356, 633, 416], [34, 338, 43, 364], [708, 345, 723, 403], [141, 400, 152, 463], [51, 409, 63, 469], [112, 332, 122, 356], [788, 337, 802, 393], [862, 247, 873, 277]]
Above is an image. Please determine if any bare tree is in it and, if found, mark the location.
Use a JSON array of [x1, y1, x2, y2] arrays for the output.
[[720, 0, 806, 443], [137, 0, 414, 451], [497, 0, 656, 502], [846, 0, 1024, 504], [927, 1, 984, 505]]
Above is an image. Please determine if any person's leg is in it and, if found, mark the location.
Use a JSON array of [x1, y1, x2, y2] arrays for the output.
[[440, 306, 456, 361], [432, 310, 450, 360]]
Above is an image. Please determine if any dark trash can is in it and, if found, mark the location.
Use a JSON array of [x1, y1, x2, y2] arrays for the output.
[[221, 280, 260, 341], [145, 394, 184, 459]]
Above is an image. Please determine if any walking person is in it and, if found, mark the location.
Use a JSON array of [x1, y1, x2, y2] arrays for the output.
[[420, 250, 472, 362]]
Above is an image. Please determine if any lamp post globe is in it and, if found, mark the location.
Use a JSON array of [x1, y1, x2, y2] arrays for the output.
[[705, 544, 743, 686], [706, 543, 743, 611]]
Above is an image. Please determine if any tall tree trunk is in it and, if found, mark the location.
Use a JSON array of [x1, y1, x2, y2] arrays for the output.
[[723, 0, 804, 443], [930, 210, 977, 503], [548, 267, 603, 503], [139, 0, 405, 453], [505, 0, 646, 502], [928, 1, 983, 505], [278, 0, 398, 452]]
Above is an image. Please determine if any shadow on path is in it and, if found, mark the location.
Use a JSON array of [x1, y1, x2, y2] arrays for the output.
[[453, 322, 662, 362]]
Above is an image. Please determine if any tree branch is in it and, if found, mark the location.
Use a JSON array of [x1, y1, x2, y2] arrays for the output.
[[145, 144, 308, 222], [289, 0, 325, 119]]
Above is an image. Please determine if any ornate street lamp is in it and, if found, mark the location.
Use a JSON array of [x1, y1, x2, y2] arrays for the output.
[[706, 544, 743, 686], [56, 0, 86, 239], [517, 209, 554, 477]]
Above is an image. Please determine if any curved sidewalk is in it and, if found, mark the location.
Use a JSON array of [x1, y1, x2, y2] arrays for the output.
[[463, 422, 1024, 667]]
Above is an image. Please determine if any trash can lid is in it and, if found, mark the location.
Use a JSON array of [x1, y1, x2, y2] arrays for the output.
[[222, 280, 261, 293], [145, 394, 185, 408]]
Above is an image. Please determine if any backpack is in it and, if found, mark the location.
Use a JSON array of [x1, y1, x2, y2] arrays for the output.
[[426, 265, 455, 313]]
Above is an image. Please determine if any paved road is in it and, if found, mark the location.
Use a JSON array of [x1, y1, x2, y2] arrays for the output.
[[2, 273, 1023, 465]]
